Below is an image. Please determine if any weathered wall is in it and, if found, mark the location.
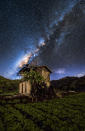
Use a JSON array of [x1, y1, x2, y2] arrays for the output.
[[41, 68, 50, 87], [19, 83, 22, 94], [26, 80, 31, 95], [19, 80, 31, 96]]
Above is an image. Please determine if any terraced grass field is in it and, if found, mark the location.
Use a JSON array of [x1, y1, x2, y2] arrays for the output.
[[0, 93, 85, 131]]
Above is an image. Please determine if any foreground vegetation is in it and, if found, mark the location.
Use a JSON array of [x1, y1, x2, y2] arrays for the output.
[[0, 92, 85, 131]]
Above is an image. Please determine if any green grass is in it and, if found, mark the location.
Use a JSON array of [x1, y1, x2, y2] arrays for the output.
[[0, 93, 85, 131]]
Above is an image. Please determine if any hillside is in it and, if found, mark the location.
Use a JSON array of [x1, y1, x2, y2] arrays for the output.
[[0, 76, 20, 95], [0, 92, 85, 130], [51, 76, 85, 92], [0, 75, 85, 96], [0, 75, 85, 130]]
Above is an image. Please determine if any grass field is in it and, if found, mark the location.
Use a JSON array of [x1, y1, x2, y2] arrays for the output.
[[0, 93, 85, 131]]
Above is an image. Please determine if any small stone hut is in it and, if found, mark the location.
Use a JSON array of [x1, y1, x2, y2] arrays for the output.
[[19, 65, 52, 96]]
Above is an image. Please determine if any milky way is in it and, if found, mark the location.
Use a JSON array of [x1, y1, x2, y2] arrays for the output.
[[0, 0, 85, 79]]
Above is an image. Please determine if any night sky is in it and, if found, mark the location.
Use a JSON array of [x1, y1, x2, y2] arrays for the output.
[[0, 0, 85, 80]]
